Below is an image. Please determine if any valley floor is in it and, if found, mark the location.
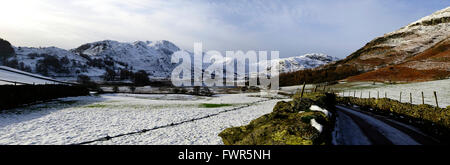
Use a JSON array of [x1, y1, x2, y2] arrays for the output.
[[0, 93, 287, 145]]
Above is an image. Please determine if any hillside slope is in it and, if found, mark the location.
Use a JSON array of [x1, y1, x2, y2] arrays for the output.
[[347, 37, 450, 82], [336, 7, 449, 71], [277, 6, 450, 86], [316, 6, 450, 83]]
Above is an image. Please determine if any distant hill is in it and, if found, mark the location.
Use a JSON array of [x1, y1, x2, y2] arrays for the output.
[[259, 53, 339, 73], [0, 38, 338, 84]]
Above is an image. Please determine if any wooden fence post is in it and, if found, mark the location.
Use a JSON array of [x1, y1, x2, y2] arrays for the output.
[[400, 92, 402, 102], [385, 92, 387, 98], [360, 91, 362, 98], [369, 91, 371, 98], [300, 82, 306, 98], [353, 91, 356, 97], [434, 91, 439, 108], [377, 91, 379, 99], [410, 92, 412, 104], [421, 91, 425, 105]]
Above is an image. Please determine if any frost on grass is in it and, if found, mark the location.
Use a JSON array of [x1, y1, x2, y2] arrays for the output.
[[0, 93, 278, 145]]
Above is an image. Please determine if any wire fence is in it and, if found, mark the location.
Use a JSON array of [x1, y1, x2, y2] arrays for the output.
[[296, 83, 445, 108], [336, 90, 441, 108]]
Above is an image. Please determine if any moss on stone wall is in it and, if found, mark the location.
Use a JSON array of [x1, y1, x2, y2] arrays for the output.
[[219, 92, 336, 145]]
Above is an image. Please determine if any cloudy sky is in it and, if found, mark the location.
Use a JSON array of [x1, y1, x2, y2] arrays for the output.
[[0, 0, 448, 58]]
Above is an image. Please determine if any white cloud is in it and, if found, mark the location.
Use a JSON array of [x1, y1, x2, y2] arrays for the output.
[[0, 0, 446, 58]]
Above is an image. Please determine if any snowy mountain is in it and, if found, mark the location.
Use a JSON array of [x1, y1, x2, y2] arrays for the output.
[[12, 46, 98, 76], [337, 6, 450, 72], [71, 40, 181, 78], [1, 40, 184, 82], [259, 53, 339, 73], [341, 6, 450, 82], [1, 38, 338, 83]]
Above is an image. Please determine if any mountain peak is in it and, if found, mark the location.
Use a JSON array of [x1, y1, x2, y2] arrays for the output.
[[327, 6, 450, 82], [299, 53, 339, 62], [147, 40, 180, 52], [258, 53, 339, 73], [408, 6, 450, 27], [337, 6, 450, 72]]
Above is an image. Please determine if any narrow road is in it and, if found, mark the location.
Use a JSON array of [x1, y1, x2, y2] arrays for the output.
[[333, 105, 439, 145]]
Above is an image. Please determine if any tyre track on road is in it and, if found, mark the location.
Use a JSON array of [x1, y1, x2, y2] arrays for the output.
[[337, 106, 393, 145]]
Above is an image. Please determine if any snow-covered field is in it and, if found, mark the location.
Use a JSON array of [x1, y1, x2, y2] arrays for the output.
[[335, 79, 450, 107], [0, 93, 286, 145]]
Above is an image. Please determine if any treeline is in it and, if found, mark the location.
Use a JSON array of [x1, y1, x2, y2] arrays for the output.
[[279, 65, 361, 86], [0, 85, 89, 110], [100, 69, 150, 85], [0, 38, 15, 63]]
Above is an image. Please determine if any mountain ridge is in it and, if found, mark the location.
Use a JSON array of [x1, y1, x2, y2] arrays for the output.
[[326, 6, 450, 82], [0, 38, 338, 83]]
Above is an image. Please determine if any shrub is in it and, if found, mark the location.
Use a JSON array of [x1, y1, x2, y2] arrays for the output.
[[77, 75, 98, 90], [102, 68, 116, 81], [129, 86, 136, 93], [132, 70, 150, 86], [112, 86, 119, 93], [3, 59, 19, 69], [35, 55, 70, 75], [77, 75, 91, 84], [119, 69, 132, 80]]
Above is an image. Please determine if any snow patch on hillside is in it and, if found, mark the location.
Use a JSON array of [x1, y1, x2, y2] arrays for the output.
[[256, 53, 339, 73]]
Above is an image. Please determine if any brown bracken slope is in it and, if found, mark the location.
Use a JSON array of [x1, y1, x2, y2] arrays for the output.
[[274, 7, 449, 86], [330, 7, 450, 83], [347, 38, 450, 82]]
